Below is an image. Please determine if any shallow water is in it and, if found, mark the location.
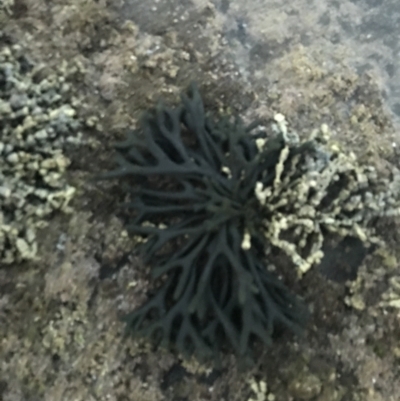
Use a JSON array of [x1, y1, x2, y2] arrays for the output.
[[122, 0, 400, 129]]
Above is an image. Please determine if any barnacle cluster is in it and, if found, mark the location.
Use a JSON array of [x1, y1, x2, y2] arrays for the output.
[[104, 83, 400, 361], [0, 44, 81, 264]]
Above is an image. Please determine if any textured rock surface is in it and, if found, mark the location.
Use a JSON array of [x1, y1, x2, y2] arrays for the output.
[[1, 1, 400, 401]]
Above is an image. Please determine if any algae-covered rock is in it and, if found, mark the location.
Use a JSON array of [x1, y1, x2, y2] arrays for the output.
[[103, 84, 400, 362], [0, 44, 82, 264]]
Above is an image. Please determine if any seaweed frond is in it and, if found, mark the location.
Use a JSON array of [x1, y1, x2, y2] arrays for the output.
[[101, 83, 308, 361], [101, 83, 400, 362]]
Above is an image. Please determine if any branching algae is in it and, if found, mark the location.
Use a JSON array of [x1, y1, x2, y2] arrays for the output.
[[101, 83, 400, 362]]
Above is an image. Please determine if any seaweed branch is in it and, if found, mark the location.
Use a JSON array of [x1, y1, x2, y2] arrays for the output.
[[100, 83, 400, 362]]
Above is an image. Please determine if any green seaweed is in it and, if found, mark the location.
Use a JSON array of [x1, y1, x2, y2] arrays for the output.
[[101, 83, 309, 362]]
